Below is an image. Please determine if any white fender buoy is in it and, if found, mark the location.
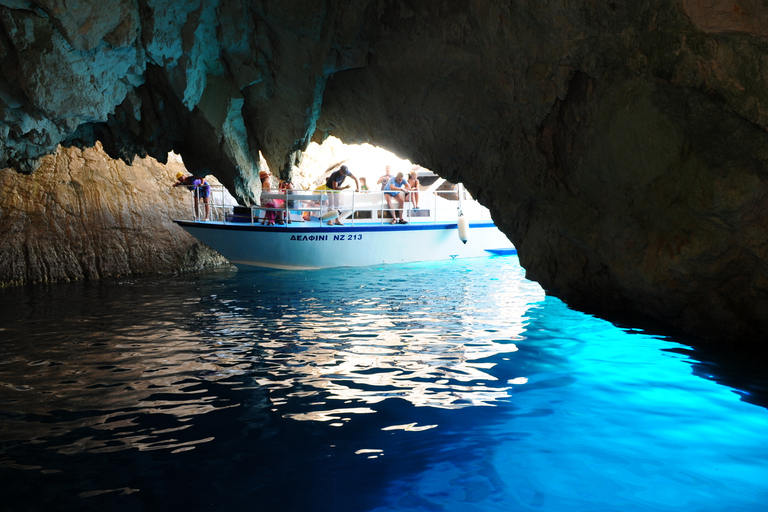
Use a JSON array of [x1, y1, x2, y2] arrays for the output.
[[457, 215, 469, 244], [320, 209, 340, 221]]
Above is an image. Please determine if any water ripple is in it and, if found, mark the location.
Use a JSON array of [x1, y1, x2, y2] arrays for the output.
[[0, 259, 544, 456], [2, 259, 767, 512]]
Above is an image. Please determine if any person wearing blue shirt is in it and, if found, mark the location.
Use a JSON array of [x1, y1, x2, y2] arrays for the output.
[[174, 171, 211, 221], [384, 172, 409, 224]]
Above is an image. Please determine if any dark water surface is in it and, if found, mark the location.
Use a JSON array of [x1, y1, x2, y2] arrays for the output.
[[1, 257, 767, 511]]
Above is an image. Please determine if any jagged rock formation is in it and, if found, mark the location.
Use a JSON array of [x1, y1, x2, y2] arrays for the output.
[[0, 144, 226, 285], [1, 1, 768, 341]]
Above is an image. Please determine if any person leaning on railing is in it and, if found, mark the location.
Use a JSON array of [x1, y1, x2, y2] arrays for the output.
[[323, 165, 359, 226], [173, 171, 211, 221]]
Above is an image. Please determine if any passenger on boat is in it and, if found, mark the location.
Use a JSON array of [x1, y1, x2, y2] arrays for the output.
[[279, 179, 296, 224], [260, 170, 285, 225], [384, 172, 410, 224], [325, 165, 359, 225], [174, 172, 211, 221], [406, 170, 420, 210], [359, 177, 369, 191], [377, 165, 394, 190]]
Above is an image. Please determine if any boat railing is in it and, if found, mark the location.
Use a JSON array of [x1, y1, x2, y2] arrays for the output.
[[185, 184, 234, 222], [187, 185, 493, 225]]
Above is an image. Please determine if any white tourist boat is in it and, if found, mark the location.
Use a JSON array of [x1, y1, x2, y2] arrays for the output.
[[174, 176, 515, 270]]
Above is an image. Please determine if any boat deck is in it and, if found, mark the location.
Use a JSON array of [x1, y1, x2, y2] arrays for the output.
[[173, 185, 516, 269], [184, 186, 496, 227]]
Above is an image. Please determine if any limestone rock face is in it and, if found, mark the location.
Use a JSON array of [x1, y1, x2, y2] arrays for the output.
[[1, 1, 768, 341], [0, 144, 226, 285]]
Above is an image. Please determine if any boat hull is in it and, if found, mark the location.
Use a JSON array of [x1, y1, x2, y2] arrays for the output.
[[175, 220, 515, 270]]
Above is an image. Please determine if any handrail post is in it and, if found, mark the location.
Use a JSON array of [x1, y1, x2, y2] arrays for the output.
[[194, 186, 199, 221], [433, 189, 437, 224]]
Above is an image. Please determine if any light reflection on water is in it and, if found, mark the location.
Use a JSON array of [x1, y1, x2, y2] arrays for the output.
[[1, 257, 767, 511], [190, 261, 544, 425], [0, 259, 542, 458]]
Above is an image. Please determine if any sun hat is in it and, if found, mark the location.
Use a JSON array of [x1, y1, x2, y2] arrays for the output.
[[259, 170, 271, 180], [176, 171, 184, 179]]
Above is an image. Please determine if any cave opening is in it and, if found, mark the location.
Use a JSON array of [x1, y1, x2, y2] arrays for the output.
[[290, 136, 434, 193]]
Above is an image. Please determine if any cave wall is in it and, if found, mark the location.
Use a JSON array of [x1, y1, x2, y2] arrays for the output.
[[1, 0, 768, 341], [0, 143, 226, 285]]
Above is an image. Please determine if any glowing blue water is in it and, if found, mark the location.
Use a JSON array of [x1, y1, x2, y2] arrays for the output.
[[0, 257, 766, 511]]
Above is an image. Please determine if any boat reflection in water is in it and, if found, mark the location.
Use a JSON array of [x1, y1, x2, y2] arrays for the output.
[[257, 319, 525, 424], [199, 258, 543, 427]]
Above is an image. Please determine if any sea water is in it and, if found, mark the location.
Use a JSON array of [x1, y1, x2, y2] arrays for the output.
[[0, 257, 767, 512]]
